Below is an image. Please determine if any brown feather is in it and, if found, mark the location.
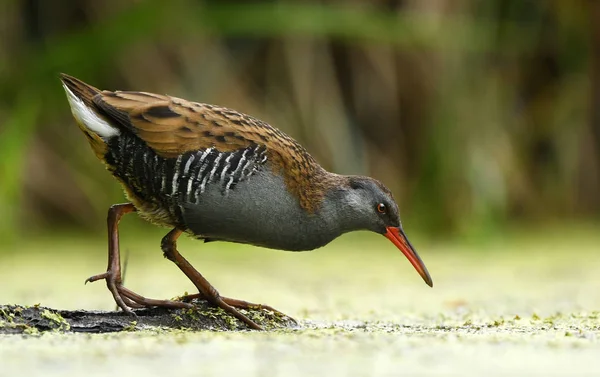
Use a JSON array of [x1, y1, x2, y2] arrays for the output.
[[60, 73, 100, 107], [90, 86, 344, 212]]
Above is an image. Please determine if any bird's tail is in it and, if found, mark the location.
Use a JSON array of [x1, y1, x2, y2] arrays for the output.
[[60, 73, 100, 108], [60, 73, 120, 140]]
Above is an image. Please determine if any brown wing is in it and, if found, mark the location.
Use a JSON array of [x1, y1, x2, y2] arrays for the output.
[[94, 90, 333, 211], [95, 91, 299, 157]]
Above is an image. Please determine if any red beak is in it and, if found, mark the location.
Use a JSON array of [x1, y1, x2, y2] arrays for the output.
[[384, 226, 433, 287]]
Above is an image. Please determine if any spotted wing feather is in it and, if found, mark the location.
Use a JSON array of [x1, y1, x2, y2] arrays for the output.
[[93, 89, 333, 212], [96, 92, 282, 156]]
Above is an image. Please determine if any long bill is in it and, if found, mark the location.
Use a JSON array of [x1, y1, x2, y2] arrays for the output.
[[384, 226, 433, 287]]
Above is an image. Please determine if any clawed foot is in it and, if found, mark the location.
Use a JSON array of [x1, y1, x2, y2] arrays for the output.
[[85, 272, 193, 315], [86, 273, 295, 330], [178, 293, 298, 325], [93, 206, 290, 330]]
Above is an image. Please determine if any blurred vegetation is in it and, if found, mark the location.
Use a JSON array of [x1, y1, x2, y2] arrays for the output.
[[0, 0, 598, 243]]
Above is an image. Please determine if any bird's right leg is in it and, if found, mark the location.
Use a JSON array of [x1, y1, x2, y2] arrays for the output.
[[161, 228, 265, 330], [85, 203, 193, 313]]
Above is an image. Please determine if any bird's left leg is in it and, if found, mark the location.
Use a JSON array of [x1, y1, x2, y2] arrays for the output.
[[85, 203, 193, 312]]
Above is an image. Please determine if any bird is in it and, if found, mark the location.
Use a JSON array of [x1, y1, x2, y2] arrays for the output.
[[60, 73, 433, 330]]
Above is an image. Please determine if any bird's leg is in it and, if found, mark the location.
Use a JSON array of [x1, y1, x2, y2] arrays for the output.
[[85, 203, 193, 312], [161, 228, 267, 330]]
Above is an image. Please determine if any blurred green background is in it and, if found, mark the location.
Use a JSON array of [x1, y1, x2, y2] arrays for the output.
[[2, 3, 600, 373], [0, 0, 598, 242]]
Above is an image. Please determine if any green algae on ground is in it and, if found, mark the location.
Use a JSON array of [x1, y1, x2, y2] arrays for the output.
[[0, 300, 296, 334], [40, 309, 70, 331], [0, 305, 69, 334], [0, 306, 38, 334]]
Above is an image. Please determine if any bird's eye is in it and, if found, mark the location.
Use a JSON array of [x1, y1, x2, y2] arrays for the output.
[[376, 203, 386, 214]]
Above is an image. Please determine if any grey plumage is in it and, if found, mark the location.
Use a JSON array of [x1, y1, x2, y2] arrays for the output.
[[102, 126, 406, 252], [105, 130, 396, 252], [182, 170, 400, 251]]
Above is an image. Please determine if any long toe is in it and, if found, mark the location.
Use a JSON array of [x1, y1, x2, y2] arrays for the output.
[[221, 296, 297, 324], [175, 293, 295, 327], [217, 300, 264, 331], [117, 285, 194, 309]]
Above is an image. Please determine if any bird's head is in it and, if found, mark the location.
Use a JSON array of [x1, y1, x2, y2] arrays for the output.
[[325, 176, 433, 287]]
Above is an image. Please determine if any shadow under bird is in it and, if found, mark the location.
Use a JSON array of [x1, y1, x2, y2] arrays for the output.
[[60, 73, 433, 330]]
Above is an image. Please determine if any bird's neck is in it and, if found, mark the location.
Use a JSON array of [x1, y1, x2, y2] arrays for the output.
[[265, 169, 353, 250], [285, 170, 375, 247], [315, 176, 368, 235]]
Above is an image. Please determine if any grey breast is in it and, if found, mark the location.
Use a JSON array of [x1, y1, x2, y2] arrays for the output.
[[178, 150, 335, 251]]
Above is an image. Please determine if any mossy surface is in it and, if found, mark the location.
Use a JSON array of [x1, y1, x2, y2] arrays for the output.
[[0, 300, 296, 334]]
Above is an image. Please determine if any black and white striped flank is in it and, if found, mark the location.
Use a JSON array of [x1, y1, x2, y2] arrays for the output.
[[173, 144, 268, 202], [105, 132, 268, 225]]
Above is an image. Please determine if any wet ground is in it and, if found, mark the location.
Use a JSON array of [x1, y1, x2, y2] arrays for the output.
[[1, 224, 599, 376]]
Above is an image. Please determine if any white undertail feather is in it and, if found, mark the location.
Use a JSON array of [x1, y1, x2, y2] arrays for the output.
[[62, 84, 120, 139]]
